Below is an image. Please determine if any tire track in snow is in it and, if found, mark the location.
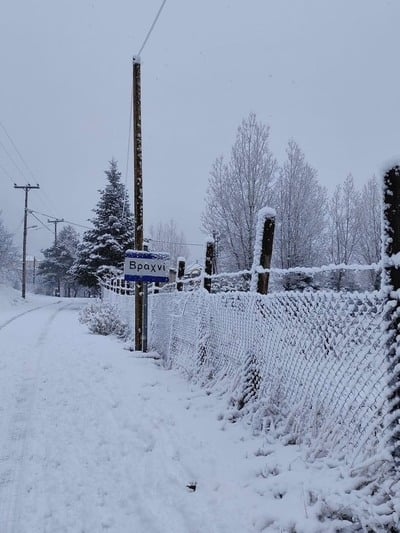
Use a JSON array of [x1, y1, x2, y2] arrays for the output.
[[0, 300, 62, 332], [0, 302, 74, 533]]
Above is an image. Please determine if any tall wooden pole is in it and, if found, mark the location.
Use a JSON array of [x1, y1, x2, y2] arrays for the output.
[[204, 241, 214, 293], [383, 165, 400, 463], [48, 217, 64, 296], [133, 56, 144, 351], [176, 257, 186, 291], [14, 183, 40, 298], [257, 217, 275, 295], [250, 208, 276, 295]]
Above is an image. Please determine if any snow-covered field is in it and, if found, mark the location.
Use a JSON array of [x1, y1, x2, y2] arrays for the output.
[[0, 285, 396, 532]]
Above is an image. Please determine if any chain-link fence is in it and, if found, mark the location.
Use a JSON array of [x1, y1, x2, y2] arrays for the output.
[[149, 286, 388, 465]]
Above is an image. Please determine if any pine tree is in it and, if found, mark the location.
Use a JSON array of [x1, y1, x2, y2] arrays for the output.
[[38, 225, 80, 295], [71, 159, 135, 290]]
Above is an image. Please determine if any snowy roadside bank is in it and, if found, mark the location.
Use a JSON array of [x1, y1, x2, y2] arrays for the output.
[[0, 285, 60, 323]]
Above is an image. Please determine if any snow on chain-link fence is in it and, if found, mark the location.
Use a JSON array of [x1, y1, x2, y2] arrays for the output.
[[101, 278, 135, 328], [148, 286, 387, 464], [101, 166, 400, 478], [101, 266, 389, 464]]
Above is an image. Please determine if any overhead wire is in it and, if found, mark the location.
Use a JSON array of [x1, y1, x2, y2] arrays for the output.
[[0, 120, 36, 182], [29, 211, 53, 234], [0, 161, 16, 185], [0, 118, 56, 225], [123, 0, 167, 217], [29, 208, 91, 231], [0, 137, 28, 183], [148, 238, 204, 247], [0, 118, 66, 220], [3, 1, 169, 246], [137, 0, 168, 57]]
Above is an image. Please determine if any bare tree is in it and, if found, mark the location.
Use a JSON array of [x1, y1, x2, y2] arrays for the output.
[[327, 174, 360, 289], [0, 212, 20, 285], [148, 219, 189, 267], [328, 174, 360, 264], [202, 112, 277, 271], [274, 139, 327, 269], [355, 175, 381, 288]]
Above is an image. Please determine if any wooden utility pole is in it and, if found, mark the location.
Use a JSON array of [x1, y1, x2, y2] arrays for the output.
[[48, 217, 64, 296], [14, 183, 40, 298], [133, 56, 144, 351], [47, 217, 64, 245]]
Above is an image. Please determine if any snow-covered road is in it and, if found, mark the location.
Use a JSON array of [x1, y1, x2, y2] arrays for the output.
[[0, 298, 277, 533]]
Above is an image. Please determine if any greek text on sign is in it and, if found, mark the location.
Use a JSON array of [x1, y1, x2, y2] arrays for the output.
[[124, 250, 170, 283]]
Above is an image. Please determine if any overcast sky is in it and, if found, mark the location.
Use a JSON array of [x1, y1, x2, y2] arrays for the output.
[[0, 0, 399, 261]]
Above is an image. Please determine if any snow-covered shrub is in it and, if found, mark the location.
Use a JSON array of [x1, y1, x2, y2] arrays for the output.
[[79, 300, 128, 338]]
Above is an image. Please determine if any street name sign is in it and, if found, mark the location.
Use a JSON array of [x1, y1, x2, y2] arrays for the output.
[[124, 250, 170, 283]]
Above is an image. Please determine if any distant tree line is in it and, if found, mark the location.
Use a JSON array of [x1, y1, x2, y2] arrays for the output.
[[0, 116, 383, 295], [202, 112, 381, 290], [0, 211, 20, 286]]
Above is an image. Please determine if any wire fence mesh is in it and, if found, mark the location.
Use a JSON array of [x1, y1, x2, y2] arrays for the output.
[[148, 286, 388, 465]]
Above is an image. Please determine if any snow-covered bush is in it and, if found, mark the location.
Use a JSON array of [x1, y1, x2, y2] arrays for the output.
[[79, 300, 128, 338]]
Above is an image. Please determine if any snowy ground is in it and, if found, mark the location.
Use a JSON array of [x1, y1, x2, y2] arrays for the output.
[[0, 286, 390, 532]]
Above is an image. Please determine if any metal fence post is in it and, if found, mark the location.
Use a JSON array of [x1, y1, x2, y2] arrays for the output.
[[383, 164, 400, 463]]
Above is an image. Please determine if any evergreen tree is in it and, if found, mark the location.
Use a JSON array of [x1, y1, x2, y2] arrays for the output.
[[71, 160, 135, 290], [38, 225, 80, 295]]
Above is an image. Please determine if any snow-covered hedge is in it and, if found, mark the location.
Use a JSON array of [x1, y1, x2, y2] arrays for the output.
[[79, 300, 128, 338]]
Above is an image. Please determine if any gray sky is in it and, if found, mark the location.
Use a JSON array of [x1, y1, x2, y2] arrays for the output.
[[0, 0, 399, 262]]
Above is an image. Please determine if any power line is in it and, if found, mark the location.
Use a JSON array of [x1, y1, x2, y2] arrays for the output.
[[148, 238, 204, 247], [0, 137, 28, 183], [0, 119, 64, 220], [137, 0, 167, 56], [0, 120, 36, 182], [29, 211, 53, 234], [29, 208, 91, 230], [62, 219, 91, 230], [0, 161, 15, 185]]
